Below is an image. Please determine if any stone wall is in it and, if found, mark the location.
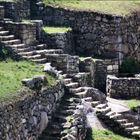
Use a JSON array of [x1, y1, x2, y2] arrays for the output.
[[104, 59, 119, 76], [107, 75, 140, 98], [45, 54, 79, 74], [79, 58, 107, 91], [42, 30, 75, 54], [38, 5, 140, 62], [0, 76, 64, 140], [0, 0, 30, 21], [0, 6, 4, 20], [0, 20, 37, 45]]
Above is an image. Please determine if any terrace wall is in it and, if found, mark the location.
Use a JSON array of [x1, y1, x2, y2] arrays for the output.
[[0, 78, 65, 140], [38, 5, 140, 61]]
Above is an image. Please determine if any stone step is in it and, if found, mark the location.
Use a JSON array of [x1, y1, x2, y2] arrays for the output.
[[23, 54, 42, 60], [18, 51, 37, 56], [36, 49, 63, 54], [116, 119, 128, 124], [2, 39, 21, 45], [36, 44, 47, 50], [0, 35, 14, 41], [69, 87, 84, 94], [96, 103, 108, 109], [63, 78, 72, 85], [65, 82, 79, 89], [0, 31, 9, 36], [125, 126, 140, 132], [82, 97, 93, 102], [91, 101, 100, 107], [121, 122, 134, 128], [132, 131, 140, 137], [106, 111, 116, 117], [74, 91, 87, 98], [31, 58, 46, 64], [96, 106, 111, 114], [15, 47, 31, 53], [109, 113, 122, 120], [9, 44, 25, 48]]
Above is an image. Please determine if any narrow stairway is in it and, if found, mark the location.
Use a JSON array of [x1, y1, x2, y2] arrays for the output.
[[93, 101, 140, 139], [0, 26, 63, 64]]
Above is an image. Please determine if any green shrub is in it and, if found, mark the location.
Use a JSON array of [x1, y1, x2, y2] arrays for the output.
[[119, 57, 140, 74]]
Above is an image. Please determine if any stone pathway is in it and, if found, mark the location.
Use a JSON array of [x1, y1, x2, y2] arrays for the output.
[[107, 97, 129, 113]]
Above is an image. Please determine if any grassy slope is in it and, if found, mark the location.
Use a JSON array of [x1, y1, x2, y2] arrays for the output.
[[43, 26, 71, 33], [0, 60, 55, 99], [92, 129, 135, 140], [125, 99, 140, 109], [43, 0, 140, 16]]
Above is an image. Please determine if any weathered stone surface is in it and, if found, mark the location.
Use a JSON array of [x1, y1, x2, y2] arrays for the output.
[[107, 75, 140, 98], [42, 30, 75, 55], [0, 80, 64, 140]]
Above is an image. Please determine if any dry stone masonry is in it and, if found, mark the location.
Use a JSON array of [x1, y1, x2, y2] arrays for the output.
[[0, 0, 140, 139], [107, 75, 140, 98]]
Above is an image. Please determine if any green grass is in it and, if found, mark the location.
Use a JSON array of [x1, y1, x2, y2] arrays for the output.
[[0, 60, 56, 100], [125, 99, 140, 109], [43, 0, 140, 16], [43, 26, 71, 33], [91, 129, 135, 140]]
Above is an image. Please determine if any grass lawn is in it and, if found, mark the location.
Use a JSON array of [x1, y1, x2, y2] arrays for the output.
[[43, 26, 71, 33], [91, 129, 135, 140], [0, 60, 56, 100], [43, 0, 140, 16], [125, 99, 140, 109]]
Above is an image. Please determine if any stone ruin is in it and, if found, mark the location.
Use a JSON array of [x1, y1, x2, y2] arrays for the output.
[[0, 0, 140, 140]]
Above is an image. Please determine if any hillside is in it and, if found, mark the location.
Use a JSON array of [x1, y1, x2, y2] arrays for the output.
[[43, 0, 140, 16]]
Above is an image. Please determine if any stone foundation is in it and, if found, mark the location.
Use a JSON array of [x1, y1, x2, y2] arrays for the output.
[[0, 77, 64, 140], [107, 75, 140, 98]]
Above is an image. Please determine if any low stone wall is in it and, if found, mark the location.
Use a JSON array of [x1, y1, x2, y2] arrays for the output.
[[0, 6, 4, 20], [45, 54, 79, 74], [0, 0, 30, 21], [107, 75, 140, 98], [1, 20, 37, 45], [0, 76, 64, 140], [42, 30, 75, 54]]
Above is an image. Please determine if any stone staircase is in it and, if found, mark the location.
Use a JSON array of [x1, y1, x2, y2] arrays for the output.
[[93, 102, 140, 139], [38, 72, 91, 140], [0, 25, 64, 64]]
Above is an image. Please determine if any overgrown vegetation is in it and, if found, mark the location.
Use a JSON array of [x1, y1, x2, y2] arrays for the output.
[[43, 0, 140, 16], [119, 57, 140, 74], [91, 129, 135, 140], [0, 60, 56, 99], [43, 26, 71, 33], [125, 99, 140, 109]]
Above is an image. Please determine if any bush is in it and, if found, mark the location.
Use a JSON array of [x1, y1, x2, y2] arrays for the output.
[[119, 57, 140, 74]]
